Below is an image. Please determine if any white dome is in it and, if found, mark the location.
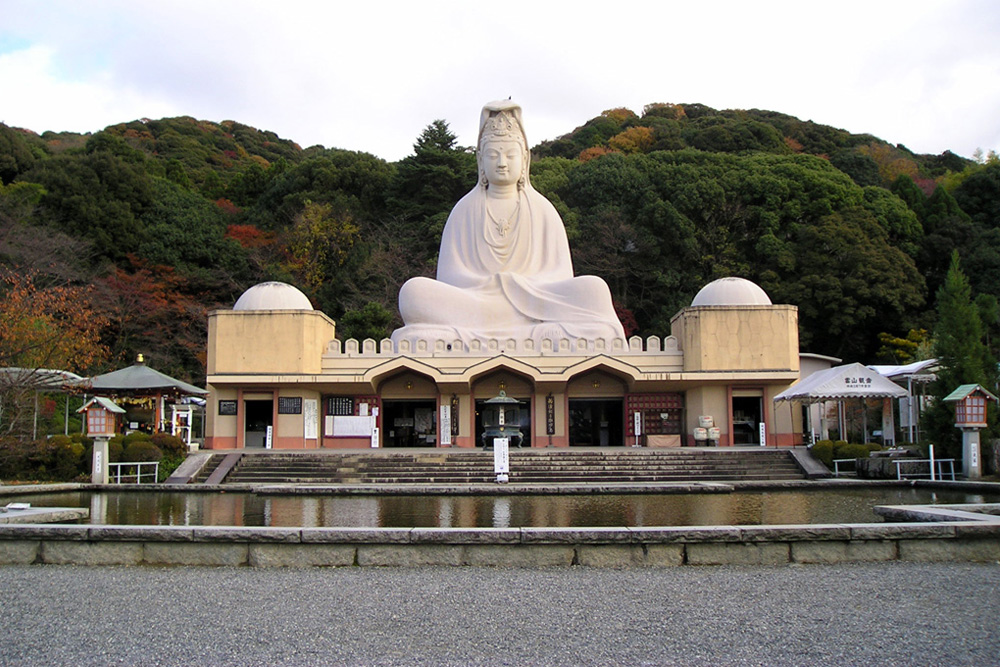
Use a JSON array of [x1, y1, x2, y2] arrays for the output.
[[233, 282, 313, 311], [691, 277, 772, 307]]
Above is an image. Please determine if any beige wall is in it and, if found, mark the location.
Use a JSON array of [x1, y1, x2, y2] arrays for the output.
[[683, 386, 730, 445], [208, 310, 337, 375], [671, 305, 798, 373]]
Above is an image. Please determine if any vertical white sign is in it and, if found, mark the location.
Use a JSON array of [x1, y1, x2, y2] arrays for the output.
[[758, 422, 766, 447], [371, 425, 379, 448], [634, 411, 642, 447], [440, 405, 452, 446], [304, 399, 318, 441], [265, 425, 273, 449], [494, 436, 510, 482]]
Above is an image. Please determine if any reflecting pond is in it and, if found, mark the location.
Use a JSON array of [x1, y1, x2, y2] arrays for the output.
[[6, 487, 999, 528]]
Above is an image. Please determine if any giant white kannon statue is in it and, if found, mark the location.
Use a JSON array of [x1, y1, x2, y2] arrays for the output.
[[391, 100, 626, 348]]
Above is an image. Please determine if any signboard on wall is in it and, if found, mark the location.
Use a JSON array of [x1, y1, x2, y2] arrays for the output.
[[278, 397, 302, 414], [327, 397, 354, 416], [331, 415, 376, 436], [546, 395, 555, 435], [218, 400, 237, 416], [440, 405, 452, 445], [304, 399, 318, 440]]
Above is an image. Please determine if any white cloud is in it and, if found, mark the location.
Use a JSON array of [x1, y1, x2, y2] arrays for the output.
[[0, 44, 180, 135], [1, 0, 997, 160]]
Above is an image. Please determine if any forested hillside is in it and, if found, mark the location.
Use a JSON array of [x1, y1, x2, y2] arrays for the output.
[[2, 104, 999, 389]]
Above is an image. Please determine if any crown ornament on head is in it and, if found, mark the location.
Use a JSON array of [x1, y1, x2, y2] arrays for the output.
[[479, 110, 523, 149], [477, 99, 530, 189]]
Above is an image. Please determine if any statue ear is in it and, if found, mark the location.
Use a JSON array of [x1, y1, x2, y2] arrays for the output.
[[480, 168, 488, 188]]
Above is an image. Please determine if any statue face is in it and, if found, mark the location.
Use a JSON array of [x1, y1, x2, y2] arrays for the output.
[[481, 139, 524, 187]]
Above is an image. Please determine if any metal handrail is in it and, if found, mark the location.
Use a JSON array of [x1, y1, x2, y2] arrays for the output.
[[894, 458, 956, 481], [832, 458, 857, 477], [107, 461, 159, 484]]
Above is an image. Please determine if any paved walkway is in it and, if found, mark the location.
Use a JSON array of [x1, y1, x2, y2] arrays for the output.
[[1, 562, 998, 665]]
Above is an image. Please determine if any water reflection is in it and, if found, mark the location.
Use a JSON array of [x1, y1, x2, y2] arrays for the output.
[[7, 487, 998, 528]]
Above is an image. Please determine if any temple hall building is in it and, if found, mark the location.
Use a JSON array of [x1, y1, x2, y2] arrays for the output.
[[203, 277, 807, 451]]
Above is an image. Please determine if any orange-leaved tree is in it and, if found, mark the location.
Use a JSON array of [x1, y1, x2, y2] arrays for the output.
[[0, 268, 108, 436]]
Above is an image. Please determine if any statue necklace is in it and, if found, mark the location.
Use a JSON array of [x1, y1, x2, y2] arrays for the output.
[[486, 197, 520, 238]]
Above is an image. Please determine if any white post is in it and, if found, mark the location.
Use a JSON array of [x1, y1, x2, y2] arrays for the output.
[[963, 429, 982, 479], [494, 436, 510, 483], [91, 437, 109, 484], [929, 444, 936, 481]]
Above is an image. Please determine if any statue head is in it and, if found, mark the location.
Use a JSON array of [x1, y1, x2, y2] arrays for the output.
[[477, 100, 529, 190]]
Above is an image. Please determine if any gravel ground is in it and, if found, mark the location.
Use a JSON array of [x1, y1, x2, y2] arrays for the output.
[[1, 562, 998, 666]]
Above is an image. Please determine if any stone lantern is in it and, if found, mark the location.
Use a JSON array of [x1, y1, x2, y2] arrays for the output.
[[78, 397, 125, 484], [943, 384, 998, 479], [480, 390, 523, 449]]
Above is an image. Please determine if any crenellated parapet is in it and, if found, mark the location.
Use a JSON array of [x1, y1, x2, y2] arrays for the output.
[[326, 335, 682, 358]]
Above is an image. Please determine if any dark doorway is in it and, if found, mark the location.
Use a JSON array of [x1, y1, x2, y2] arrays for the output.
[[569, 399, 624, 446], [244, 400, 272, 448], [475, 398, 531, 448], [732, 396, 763, 445], [383, 400, 437, 447]]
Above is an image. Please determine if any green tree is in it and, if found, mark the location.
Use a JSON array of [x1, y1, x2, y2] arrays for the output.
[[20, 151, 154, 261], [386, 120, 476, 259], [0, 123, 38, 185], [337, 302, 395, 342], [922, 252, 997, 457], [285, 200, 361, 294]]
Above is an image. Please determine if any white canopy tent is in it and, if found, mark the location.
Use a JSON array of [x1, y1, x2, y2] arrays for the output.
[[774, 363, 908, 443], [0, 367, 85, 439], [869, 359, 939, 442]]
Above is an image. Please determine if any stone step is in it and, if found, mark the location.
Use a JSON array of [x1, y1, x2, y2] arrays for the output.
[[214, 449, 808, 484]]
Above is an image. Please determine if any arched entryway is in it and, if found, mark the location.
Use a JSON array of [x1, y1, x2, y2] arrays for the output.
[[472, 371, 532, 448], [566, 371, 627, 446]]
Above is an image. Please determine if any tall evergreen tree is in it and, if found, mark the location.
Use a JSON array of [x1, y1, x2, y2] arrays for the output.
[[385, 120, 476, 259], [922, 251, 997, 458]]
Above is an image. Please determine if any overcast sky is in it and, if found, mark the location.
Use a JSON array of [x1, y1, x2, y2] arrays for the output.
[[2, 0, 998, 163]]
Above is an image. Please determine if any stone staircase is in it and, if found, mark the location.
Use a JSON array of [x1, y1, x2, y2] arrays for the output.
[[206, 448, 808, 485], [190, 454, 227, 484]]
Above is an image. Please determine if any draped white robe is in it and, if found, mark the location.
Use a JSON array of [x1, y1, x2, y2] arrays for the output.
[[391, 184, 626, 347]]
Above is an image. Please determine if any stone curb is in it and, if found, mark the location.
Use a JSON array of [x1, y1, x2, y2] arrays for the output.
[[2, 522, 997, 546], [1, 521, 998, 567]]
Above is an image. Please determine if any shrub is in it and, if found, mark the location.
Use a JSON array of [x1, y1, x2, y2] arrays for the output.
[[151, 433, 186, 457], [108, 438, 124, 463], [51, 437, 86, 480], [157, 454, 186, 482], [121, 432, 152, 447], [122, 440, 163, 463], [0, 437, 32, 481], [834, 443, 873, 461], [0, 435, 89, 482], [812, 440, 834, 468]]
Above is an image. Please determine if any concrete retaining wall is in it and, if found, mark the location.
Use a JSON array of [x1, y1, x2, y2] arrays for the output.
[[1, 522, 998, 567]]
